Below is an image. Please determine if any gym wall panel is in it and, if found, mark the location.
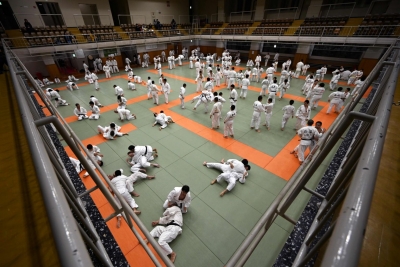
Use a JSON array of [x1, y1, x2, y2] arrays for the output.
[[127, 0, 189, 25], [358, 58, 378, 76]]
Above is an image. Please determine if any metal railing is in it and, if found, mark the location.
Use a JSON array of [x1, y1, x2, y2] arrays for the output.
[[5, 24, 399, 49], [229, 11, 256, 22], [225, 40, 400, 267], [117, 14, 147, 25], [3, 40, 176, 267], [309, 2, 357, 18], [13, 13, 66, 28], [264, 7, 299, 20]]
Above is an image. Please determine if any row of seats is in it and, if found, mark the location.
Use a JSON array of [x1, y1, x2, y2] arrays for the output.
[[23, 30, 73, 37], [228, 21, 253, 27], [259, 18, 294, 27], [26, 36, 76, 46], [209, 22, 224, 28], [161, 30, 181, 36], [302, 16, 348, 26], [20, 25, 67, 33], [295, 27, 341, 36], [81, 29, 116, 34], [361, 13, 400, 25], [202, 29, 219, 35], [353, 25, 397, 36], [221, 28, 247, 35], [179, 24, 191, 29], [127, 32, 157, 39], [252, 28, 286, 35], [84, 33, 122, 42], [77, 25, 114, 30]]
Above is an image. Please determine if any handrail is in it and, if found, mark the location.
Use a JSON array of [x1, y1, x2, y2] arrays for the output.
[[225, 38, 400, 267], [4, 40, 93, 267], [320, 43, 400, 267], [263, 7, 299, 20], [5, 42, 176, 267]]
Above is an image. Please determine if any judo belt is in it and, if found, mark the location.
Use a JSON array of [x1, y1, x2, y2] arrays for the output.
[[302, 138, 312, 140], [166, 220, 181, 227], [144, 146, 148, 155]]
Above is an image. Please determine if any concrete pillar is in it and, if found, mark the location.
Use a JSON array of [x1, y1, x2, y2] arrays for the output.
[[254, 0, 266, 21], [248, 42, 261, 60], [42, 56, 61, 79], [218, 0, 225, 22], [358, 47, 385, 76], [306, 0, 323, 18]]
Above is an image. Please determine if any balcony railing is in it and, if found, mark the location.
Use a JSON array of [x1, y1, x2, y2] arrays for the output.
[[4, 25, 400, 49]]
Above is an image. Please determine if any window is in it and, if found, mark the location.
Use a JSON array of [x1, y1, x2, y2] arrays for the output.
[[262, 42, 298, 54], [311, 43, 368, 59], [227, 41, 251, 51]]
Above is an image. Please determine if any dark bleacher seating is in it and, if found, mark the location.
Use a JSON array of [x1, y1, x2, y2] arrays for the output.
[[77, 25, 123, 42], [294, 17, 348, 36], [120, 24, 157, 39], [209, 21, 224, 28], [252, 19, 293, 35], [220, 21, 252, 35], [354, 13, 400, 36], [21, 25, 77, 46], [178, 23, 191, 30]]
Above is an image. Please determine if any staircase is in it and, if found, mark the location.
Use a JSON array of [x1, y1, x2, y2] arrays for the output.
[[5, 29, 26, 48], [285, 19, 303, 35], [339, 18, 364, 36], [215, 22, 229, 35], [113, 26, 129, 40], [246, 21, 261, 35], [68, 27, 87, 43]]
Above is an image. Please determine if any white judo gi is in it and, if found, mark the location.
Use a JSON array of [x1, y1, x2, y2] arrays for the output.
[[150, 206, 183, 256], [163, 187, 191, 213]]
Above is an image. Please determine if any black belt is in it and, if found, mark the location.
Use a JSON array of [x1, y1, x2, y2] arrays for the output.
[[144, 146, 148, 155], [301, 138, 312, 140], [166, 220, 181, 227]]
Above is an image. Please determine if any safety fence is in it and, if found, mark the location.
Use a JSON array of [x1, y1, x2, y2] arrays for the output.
[[225, 40, 400, 267], [3, 40, 176, 267]]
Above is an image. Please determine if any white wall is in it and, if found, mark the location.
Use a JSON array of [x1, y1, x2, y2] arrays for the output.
[[127, 0, 189, 25], [136, 43, 167, 53], [9, 0, 113, 27]]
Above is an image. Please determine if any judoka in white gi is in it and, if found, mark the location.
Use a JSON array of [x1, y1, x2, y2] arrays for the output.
[[210, 160, 250, 197], [108, 170, 141, 214], [98, 122, 128, 140], [278, 79, 290, 99], [114, 85, 124, 96], [153, 111, 174, 130], [148, 204, 182, 263], [162, 79, 171, 104], [150, 81, 160, 105], [128, 80, 136, 91], [195, 71, 204, 92], [309, 83, 326, 109], [210, 97, 222, 129], [268, 80, 279, 104], [250, 95, 264, 132], [192, 90, 212, 113], [281, 100, 295, 131], [327, 87, 345, 114], [264, 53, 270, 67], [261, 97, 274, 129], [117, 95, 127, 110], [292, 120, 319, 164], [103, 64, 111, 78], [260, 76, 269, 96], [229, 85, 238, 109], [163, 186, 191, 214], [42, 77, 53, 85], [67, 82, 79, 91], [114, 108, 136, 121], [54, 97, 69, 107], [240, 74, 250, 99], [295, 100, 311, 130], [89, 101, 100, 120], [83, 144, 103, 177], [223, 105, 236, 138], [179, 83, 186, 109], [90, 96, 103, 107], [74, 103, 88, 121]]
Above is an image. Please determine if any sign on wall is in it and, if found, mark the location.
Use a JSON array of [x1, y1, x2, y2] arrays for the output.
[[146, 44, 158, 50]]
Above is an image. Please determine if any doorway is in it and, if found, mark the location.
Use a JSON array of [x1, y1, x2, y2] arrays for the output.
[[79, 4, 101, 25], [0, 1, 19, 29], [36, 2, 65, 26], [108, 0, 130, 26]]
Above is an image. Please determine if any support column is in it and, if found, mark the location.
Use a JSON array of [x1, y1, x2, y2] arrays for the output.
[[42, 56, 61, 80], [293, 44, 311, 66], [358, 47, 385, 76], [248, 42, 261, 61], [306, 0, 323, 18], [254, 0, 266, 21], [216, 40, 225, 58], [218, 0, 225, 22]]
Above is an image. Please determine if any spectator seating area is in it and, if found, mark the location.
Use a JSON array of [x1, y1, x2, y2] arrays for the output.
[[294, 16, 348, 36], [252, 18, 294, 35], [161, 30, 181, 36], [120, 24, 157, 39], [0, 26, 12, 47], [77, 25, 122, 42], [354, 13, 400, 36], [221, 21, 252, 35], [209, 22, 224, 28], [179, 24, 191, 30], [21, 25, 77, 46]]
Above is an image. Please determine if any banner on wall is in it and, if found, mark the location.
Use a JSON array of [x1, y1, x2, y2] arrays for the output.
[[146, 44, 158, 50]]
